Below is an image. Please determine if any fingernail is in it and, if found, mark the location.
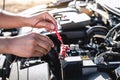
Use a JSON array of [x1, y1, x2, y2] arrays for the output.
[[51, 24, 55, 30], [52, 44, 54, 47]]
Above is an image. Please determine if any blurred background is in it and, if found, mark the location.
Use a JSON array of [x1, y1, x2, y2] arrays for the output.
[[0, 0, 57, 13]]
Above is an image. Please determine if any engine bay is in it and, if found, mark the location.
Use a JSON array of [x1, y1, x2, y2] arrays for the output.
[[0, 0, 120, 80]]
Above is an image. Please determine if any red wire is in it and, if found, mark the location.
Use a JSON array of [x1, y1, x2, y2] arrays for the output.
[[54, 29, 63, 44], [54, 28, 70, 59]]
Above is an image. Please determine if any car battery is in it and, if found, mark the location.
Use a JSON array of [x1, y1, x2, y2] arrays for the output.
[[62, 56, 82, 79], [82, 59, 97, 75]]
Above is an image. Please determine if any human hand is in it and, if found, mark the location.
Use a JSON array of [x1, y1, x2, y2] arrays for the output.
[[8, 32, 54, 57], [28, 12, 57, 31]]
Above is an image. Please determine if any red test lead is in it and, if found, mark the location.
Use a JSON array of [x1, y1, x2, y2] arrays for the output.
[[54, 28, 63, 44], [49, 20, 63, 44], [54, 28, 70, 59]]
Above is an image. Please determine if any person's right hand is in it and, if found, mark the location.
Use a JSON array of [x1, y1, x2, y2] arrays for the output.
[[28, 12, 57, 31], [7, 32, 54, 57]]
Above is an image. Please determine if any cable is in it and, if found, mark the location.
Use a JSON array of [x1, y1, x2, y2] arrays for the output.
[[105, 22, 120, 39]]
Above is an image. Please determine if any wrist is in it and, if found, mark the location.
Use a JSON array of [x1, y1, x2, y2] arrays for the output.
[[20, 16, 31, 27], [23, 16, 37, 27]]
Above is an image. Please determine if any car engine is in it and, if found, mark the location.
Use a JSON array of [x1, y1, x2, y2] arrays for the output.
[[0, 0, 120, 80]]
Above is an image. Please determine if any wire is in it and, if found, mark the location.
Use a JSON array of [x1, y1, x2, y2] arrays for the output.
[[105, 22, 120, 39]]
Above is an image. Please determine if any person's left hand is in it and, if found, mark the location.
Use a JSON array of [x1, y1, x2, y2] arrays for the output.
[[7, 32, 54, 57]]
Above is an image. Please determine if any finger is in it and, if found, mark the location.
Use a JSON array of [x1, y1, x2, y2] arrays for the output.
[[35, 34, 54, 47], [36, 21, 55, 30], [36, 39, 52, 52], [35, 44, 50, 55], [44, 12, 57, 26], [35, 36, 52, 52], [32, 51, 44, 57], [44, 27, 54, 32]]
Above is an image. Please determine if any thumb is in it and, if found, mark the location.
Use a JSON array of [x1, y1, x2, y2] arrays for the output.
[[35, 21, 56, 30]]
